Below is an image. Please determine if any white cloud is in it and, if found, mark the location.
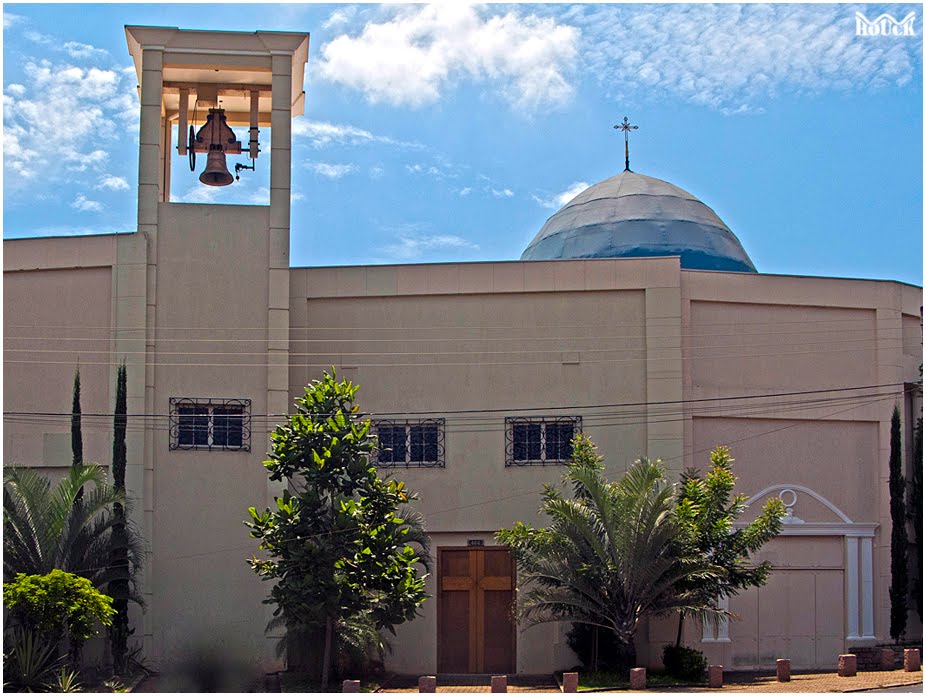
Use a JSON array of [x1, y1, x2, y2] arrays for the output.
[[292, 118, 419, 149], [70, 194, 103, 212], [492, 188, 514, 198], [572, 4, 920, 112], [3, 58, 137, 185], [291, 191, 305, 202], [532, 181, 589, 209], [307, 162, 356, 179], [318, 4, 578, 110], [458, 187, 472, 197], [323, 6, 358, 30], [95, 175, 129, 191], [173, 185, 220, 204], [369, 166, 384, 180], [247, 186, 271, 205], [63, 41, 108, 60], [384, 232, 480, 260], [3, 12, 23, 29], [405, 162, 457, 180]]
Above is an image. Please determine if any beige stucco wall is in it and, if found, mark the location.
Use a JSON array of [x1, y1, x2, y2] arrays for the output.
[[286, 260, 920, 671], [4, 234, 920, 673], [681, 270, 921, 661], [147, 202, 276, 667], [4, 235, 122, 477]]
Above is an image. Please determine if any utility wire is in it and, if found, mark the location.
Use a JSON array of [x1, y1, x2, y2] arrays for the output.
[[21, 389, 908, 575]]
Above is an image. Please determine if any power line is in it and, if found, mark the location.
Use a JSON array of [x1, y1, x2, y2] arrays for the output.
[[4, 316, 912, 332], [0, 342, 910, 368], [4, 325, 907, 344], [3, 335, 904, 359], [2, 382, 907, 420]]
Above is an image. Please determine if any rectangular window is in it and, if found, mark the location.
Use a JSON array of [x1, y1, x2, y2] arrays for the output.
[[373, 419, 444, 468], [505, 416, 581, 466], [170, 398, 250, 451]]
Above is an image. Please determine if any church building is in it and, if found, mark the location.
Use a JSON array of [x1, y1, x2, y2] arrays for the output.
[[3, 26, 922, 674]]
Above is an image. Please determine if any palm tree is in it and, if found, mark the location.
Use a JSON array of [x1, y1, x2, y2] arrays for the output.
[[3, 464, 145, 600], [498, 439, 724, 671]]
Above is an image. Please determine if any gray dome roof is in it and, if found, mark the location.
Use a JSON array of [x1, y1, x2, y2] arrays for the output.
[[521, 171, 756, 273]]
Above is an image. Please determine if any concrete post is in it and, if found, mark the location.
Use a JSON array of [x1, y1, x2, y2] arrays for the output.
[[562, 672, 579, 692], [629, 668, 646, 690], [880, 647, 896, 670], [708, 665, 723, 688], [418, 675, 437, 693], [904, 648, 921, 672], [838, 654, 857, 677], [776, 659, 791, 682], [491, 675, 507, 692], [342, 679, 360, 692]]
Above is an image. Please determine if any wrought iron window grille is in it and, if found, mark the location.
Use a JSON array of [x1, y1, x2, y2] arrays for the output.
[[505, 416, 582, 466], [372, 418, 445, 468], [169, 398, 251, 452]]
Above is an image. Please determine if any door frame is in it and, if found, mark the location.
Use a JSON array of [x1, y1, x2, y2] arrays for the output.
[[436, 545, 517, 674]]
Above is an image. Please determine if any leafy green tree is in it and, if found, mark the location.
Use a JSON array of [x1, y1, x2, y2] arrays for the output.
[[497, 435, 723, 672], [4, 569, 115, 667], [672, 446, 784, 646], [109, 362, 131, 674], [3, 464, 145, 598], [910, 416, 923, 620], [246, 371, 429, 689], [889, 405, 909, 641]]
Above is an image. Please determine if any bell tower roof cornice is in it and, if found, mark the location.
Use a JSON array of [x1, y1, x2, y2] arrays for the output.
[[125, 26, 310, 124]]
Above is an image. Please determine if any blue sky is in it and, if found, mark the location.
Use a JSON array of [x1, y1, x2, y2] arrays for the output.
[[3, 3, 923, 285]]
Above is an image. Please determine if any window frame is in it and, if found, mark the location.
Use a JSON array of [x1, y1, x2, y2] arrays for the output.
[[505, 416, 582, 466], [169, 397, 251, 452], [372, 418, 445, 468]]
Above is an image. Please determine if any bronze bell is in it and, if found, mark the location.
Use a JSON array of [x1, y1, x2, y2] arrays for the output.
[[193, 108, 241, 187], [199, 148, 234, 187]]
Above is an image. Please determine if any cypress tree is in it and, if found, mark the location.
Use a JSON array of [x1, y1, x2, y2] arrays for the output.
[[71, 367, 83, 466], [71, 366, 84, 500], [109, 362, 130, 674], [889, 405, 909, 642], [910, 416, 923, 620]]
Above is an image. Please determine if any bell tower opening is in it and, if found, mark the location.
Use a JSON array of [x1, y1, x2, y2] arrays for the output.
[[125, 26, 308, 206]]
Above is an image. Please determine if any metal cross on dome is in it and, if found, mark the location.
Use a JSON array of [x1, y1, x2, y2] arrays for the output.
[[614, 116, 638, 172]]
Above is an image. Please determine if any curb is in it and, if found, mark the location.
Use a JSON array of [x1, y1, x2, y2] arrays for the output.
[[124, 671, 153, 693], [841, 680, 923, 693]]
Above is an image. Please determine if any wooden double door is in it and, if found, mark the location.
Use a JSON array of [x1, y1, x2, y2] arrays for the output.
[[438, 547, 516, 674]]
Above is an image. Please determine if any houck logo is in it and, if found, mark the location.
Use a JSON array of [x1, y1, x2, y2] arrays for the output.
[[855, 11, 916, 36]]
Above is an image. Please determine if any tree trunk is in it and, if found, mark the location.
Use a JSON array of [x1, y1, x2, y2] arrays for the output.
[[614, 638, 637, 676], [591, 627, 599, 672], [321, 616, 333, 690], [675, 613, 685, 648]]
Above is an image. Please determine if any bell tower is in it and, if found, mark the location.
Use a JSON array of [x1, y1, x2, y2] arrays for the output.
[[123, 27, 308, 667]]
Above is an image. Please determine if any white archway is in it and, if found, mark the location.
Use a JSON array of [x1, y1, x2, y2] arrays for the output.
[[740, 484, 878, 641]]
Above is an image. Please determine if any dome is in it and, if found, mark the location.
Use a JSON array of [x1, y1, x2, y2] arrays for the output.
[[521, 171, 756, 273]]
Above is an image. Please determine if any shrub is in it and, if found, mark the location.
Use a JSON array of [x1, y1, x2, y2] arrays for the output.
[[2, 626, 63, 691], [4, 569, 116, 667], [662, 644, 707, 681]]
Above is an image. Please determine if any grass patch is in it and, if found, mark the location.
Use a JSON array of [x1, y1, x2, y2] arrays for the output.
[[557, 669, 705, 691], [279, 671, 380, 693]]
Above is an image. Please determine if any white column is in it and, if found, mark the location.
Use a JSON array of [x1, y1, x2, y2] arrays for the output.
[[860, 537, 874, 638], [846, 536, 860, 639]]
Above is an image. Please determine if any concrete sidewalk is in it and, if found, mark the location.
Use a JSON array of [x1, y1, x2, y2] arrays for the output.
[[373, 669, 922, 693]]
